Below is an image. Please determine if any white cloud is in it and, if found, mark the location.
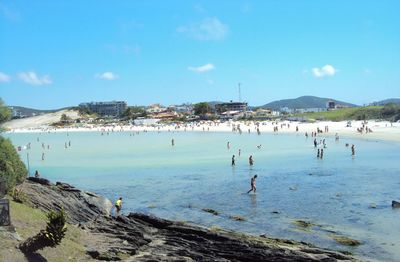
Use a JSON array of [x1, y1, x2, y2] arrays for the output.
[[188, 63, 215, 73], [177, 17, 228, 41], [311, 65, 337, 78], [18, 71, 52, 85], [95, 72, 119, 80], [0, 72, 11, 82]]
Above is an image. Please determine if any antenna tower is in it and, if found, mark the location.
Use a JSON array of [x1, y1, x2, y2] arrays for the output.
[[238, 83, 242, 102]]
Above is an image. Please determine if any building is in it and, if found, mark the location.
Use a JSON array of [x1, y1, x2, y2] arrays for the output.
[[79, 101, 127, 117], [10, 107, 23, 118], [133, 118, 160, 126], [215, 101, 248, 114], [146, 104, 166, 114], [327, 101, 336, 110], [295, 108, 327, 113], [168, 103, 193, 114]]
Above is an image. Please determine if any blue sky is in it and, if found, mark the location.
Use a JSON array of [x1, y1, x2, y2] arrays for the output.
[[0, 0, 399, 109]]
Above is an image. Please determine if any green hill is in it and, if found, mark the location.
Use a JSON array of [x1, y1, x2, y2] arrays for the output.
[[261, 96, 357, 110], [296, 104, 400, 121]]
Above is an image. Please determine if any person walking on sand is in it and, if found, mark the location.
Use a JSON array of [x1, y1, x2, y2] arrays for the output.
[[232, 155, 236, 166], [247, 175, 258, 194], [115, 197, 122, 216]]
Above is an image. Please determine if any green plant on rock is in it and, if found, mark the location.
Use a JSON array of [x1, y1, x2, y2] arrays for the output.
[[19, 208, 67, 254]]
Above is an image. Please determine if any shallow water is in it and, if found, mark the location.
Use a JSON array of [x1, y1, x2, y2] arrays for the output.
[[5, 130, 400, 261]]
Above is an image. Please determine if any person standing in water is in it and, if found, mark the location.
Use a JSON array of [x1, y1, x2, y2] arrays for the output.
[[115, 197, 122, 216], [171, 138, 175, 146], [351, 144, 355, 156], [249, 155, 254, 166], [227, 141, 230, 149], [247, 175, 258, 194], [238, 149, 241, 157], [231, 155, 236, 166]]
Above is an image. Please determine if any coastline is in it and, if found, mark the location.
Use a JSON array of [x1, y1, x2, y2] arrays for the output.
[[1, 178, 361, 261], [4, 119, 400, 142]]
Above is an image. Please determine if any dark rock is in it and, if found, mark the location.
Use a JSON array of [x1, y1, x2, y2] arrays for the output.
[[86, 249, 100, 258], [392, 201, 400, 208], [27, 177, 51, 186], [128, 213, 173, 228], [17, 180, 360, 261]]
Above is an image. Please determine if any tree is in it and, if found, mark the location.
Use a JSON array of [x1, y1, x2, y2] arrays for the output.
[[0, 99, 27, 191], [121, 106, 147, 120], [60, 113, 71, 123], [193, 102, 212, 116], [0, 136, 27, 192], [19, 208, 67, 254], [0, 98, 11, 124]]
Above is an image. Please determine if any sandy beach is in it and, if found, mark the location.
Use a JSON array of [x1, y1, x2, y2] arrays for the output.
[[3, 113, 400, 142]]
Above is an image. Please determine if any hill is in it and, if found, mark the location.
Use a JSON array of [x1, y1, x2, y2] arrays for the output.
[[296, 104, 400, 121], [374, 98, 400, 106], [260, 96, 357, 110], [2, 109, 79, 129], [9, 106, 72, 118]]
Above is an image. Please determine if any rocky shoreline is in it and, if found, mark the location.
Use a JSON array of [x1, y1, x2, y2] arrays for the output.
[[15, 178, 360, 261]]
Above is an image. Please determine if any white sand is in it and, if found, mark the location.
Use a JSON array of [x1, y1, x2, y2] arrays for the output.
[[3, 112, 400, 142], [2, 110, 80, 130]]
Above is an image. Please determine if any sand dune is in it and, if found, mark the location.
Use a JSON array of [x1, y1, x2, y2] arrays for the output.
[[2, 109, 80, 129]]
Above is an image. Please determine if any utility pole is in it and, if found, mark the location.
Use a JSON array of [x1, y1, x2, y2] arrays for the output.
[[26, 152, 30, 177], [238, 83, 242, 102]]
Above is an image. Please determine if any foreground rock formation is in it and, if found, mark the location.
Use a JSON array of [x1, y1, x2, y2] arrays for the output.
[[17, 178, 359, 261]]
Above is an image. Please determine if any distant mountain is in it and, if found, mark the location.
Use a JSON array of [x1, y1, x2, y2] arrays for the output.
[[9, 106, 72, 118], [374, 98, 400, 106], [260, 96, 358, 110]]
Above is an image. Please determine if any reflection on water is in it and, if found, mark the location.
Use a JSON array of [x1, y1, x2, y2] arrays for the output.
[[5, 131, 400, 261]]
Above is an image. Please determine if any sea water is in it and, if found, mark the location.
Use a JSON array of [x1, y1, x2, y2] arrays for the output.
[[5, 130, 400, 261]]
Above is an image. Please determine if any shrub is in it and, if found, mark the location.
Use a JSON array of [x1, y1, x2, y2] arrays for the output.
[[11, 187, 27, 203], [19, 208, 67, 253]]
